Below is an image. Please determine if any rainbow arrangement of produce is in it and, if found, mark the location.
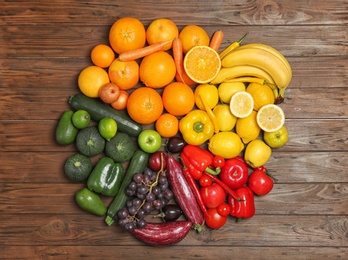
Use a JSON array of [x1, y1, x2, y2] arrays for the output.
[[55, 17, 291, 246]]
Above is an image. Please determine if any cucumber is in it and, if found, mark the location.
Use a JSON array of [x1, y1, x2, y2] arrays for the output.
[[105, 149, 149, 226], [69, 94, 142, 137], [55, 110, 79, 145]]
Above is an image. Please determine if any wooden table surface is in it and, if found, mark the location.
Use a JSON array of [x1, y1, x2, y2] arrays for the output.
[[1, 1, 347, 259]]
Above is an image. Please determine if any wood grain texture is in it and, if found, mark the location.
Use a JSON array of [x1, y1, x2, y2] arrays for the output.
[[0, 0, 347, 259]]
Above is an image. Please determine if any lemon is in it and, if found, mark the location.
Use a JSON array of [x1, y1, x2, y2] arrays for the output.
[[244, 139, 272, 168], [263, 125, 289, 148], [236, 111, 261, 144], [218, 82, 245, 103], [246, 82, 275, 111], [256, 104, 285, 132], [78, 66, 110, 98], [213, 104, 237, 131], [194, 84, 219, 110], [229, 91, 254, 118], [72, 110, 91, 129], [208, 132, 244, 159], [98, 117, 117, 141]]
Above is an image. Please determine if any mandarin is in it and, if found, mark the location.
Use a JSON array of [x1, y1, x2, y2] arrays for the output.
[[108, 59, 139, 90], [155, 113, 179, 138], [90, 44, 115, 68], [146, 18, 178, 51], [179, 25, 210, 53]]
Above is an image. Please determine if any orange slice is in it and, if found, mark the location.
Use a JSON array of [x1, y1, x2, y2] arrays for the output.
[[229, 91, 254, 118], [256, 104, 285, 132]]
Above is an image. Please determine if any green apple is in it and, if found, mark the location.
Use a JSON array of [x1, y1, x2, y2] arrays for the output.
[[138, 129, 162, 153], [263, 126, 289, 148]]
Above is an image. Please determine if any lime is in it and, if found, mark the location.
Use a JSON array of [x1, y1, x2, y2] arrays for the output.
[[98, 117, 117, 141], [72, 110, 91, 129]]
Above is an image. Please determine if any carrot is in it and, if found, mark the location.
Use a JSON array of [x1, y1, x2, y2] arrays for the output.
[[118, 39, 173, 62], [209, 30, 224, 52], [172, 38, 184, 82]]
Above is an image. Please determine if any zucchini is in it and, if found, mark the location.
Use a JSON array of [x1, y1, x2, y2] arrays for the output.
[[105, 149, 149, 226], [55, 110, 79, 145], [69, 94, 142, 137]]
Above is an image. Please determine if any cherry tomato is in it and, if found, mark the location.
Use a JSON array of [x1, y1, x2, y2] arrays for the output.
[[217, 203, 230, 217], [200, 183, 226, 209], [205, 208, 227, 229], [199, 175, 212, 187], [254, 166, 267, 173], [247, 169, 274, 196], [213, 155, 225, 168], [148, 151, 167, 171]]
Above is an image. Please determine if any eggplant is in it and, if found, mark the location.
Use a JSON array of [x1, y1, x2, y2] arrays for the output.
[[166, 136, 186, 154], [155, 204, 183, 222]]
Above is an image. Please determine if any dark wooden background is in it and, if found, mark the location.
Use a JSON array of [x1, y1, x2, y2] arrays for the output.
[[1, 0, 347, 259]]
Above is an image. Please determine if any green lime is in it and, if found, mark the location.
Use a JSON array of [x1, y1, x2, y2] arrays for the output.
[[72, 110, 91, 129], [98, 117, 117, 141]]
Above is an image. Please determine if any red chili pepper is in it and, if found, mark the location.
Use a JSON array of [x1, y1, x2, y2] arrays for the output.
[[181, 152, 203, 180], [227, 186, 255, 220], [204, 172, 239, 201]]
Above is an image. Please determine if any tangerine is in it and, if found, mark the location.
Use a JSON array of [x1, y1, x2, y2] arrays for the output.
[[146, 18, 178, 51], [155, 113, 179, 138], [90, 44, 115, 68], [179, 25, 210, 53], [108, 59, 139, 90]]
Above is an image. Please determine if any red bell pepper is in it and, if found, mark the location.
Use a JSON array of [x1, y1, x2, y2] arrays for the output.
[[181, 145, 218, 180], [227, 186, 255, 220]]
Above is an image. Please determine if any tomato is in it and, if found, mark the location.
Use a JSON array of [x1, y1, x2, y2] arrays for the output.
[[217, 203, 230, 217], [148, 151, 167, 171], [213, 155, 225, 168], [200, 183, 226, 208], [254, 165, 267, 173], [205, 208, 227, 229], [247, 169, 274, 196], [199, 175, 212, 187], [219, 158, 249, 189]]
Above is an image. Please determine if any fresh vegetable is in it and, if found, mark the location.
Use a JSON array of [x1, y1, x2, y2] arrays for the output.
[[213, 155, 225, 168], [105, 149, 149, 226], [228, 186, 255, 220], [209, 30, 224, 52], [98, 82, 120, 104], [219, 157, 249, 189], [55, 110, 79, 145], [219, 32, 248, 59], [154, 204, 183, 222], [148, 151, 167, 171], [75, 187, 107, 216], [111, 90, 129, 110], [200, 182, 226, 209], [165, 136, 186, 154], [69, 93, 142, 137], [248, 168, 274, 196], [205, 172, 239, 200], [205, 207, 227, 229], [75, 126, 106, 157], [64, 153, 93, 183], [172, 37, 184, 82], [87, 156, 124, 197], [199, 94, 220, 134], [167, 155, 204, 232], [217, 203, 231, 217], [199, 174, 212, 187], [132, 221, 192, 247], [105, 132, 137, 163], [179, 110, 214, 146]]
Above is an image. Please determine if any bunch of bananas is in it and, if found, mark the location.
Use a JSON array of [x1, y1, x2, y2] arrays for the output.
[[211, 41, 292, 104]]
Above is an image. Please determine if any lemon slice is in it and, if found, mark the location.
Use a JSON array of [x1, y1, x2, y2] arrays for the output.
[[256, 104, 285, 132], [229, 91, 254, 118]]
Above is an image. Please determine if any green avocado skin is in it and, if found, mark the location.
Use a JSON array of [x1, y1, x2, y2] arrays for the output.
[[75, 188, 107, 216]]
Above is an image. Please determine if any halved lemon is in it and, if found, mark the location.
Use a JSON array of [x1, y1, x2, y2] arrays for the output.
[[229, 91, 254, 118], [183, 46, 221, 84], [256, 104, 285, 132]]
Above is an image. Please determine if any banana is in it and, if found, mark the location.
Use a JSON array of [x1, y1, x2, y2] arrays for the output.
[[221, 47, 291, 89]]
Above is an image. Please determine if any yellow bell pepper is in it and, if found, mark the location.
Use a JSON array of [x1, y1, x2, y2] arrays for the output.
[[179, 110, 214, 146]]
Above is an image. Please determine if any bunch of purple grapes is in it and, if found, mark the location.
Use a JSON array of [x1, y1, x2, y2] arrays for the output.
[[117, 167, 174, 232]]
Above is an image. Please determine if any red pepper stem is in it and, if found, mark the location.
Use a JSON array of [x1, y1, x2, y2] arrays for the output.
[[205, 166, 219, 176], [204, 172, 239, 201]]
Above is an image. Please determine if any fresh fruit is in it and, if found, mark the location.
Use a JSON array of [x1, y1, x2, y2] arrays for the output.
[[138, 129, 162, 154], [165, 136, 186, 154], [90, 44, 115, 68], [247, 82, 275, 111], [55, 110, 79, 145], [236, 111, 261, 144], [98, 83, 120, 104], [219, 158, 249, 190], [98, 117, 117, 141], [108, 59, 139, 90], [256, 104, 285, 132], [111, 90, 129, 110], [162, 82, 195, 116], [139, 51, 176, 88], [72, 110, 91, 129], [263, 125, 289, 148], [146, 18, 178, 51], [64, 153, 93, 183], [178, 24, 210, 53], [208, 132, 244, 159], [200, 183, 226, 208], [229, 91, 254, 118], [212, 104, 237, 132], [127, 87, 164, 125], [75, 187, 107, 216], [205, 207, 227, 229], [148, 151, 167, 171], [184, 45, 221, 84], [109, 17, 146, 54], [244, 139, 272, 168], [75, 126, 106, 157], [105, 132, 137, 163], [248, 169, 274, 196], [155, 113, 179, 138], [217, 81, 246, 104], [77, 66, 110, 98], [194, 84, 219, 110]]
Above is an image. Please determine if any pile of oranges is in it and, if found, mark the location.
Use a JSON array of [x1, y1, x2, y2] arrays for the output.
[[77, 17, 221, 139]]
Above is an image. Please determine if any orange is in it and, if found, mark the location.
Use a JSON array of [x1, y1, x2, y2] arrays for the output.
[[108, 59, 139, 90], [175, 60, 197, 86], [139, 51, 176, 88], [155, 113, 179, 138], [178, 25, 210, 54], [127, 87, 163, 125], [109, 17, 146, 54], [146, 18, 179, 51], [162, 82, 195, 116], [184, 45, 221, 84], [78, 66, 110, 98], [90, 44, 115, 68]]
